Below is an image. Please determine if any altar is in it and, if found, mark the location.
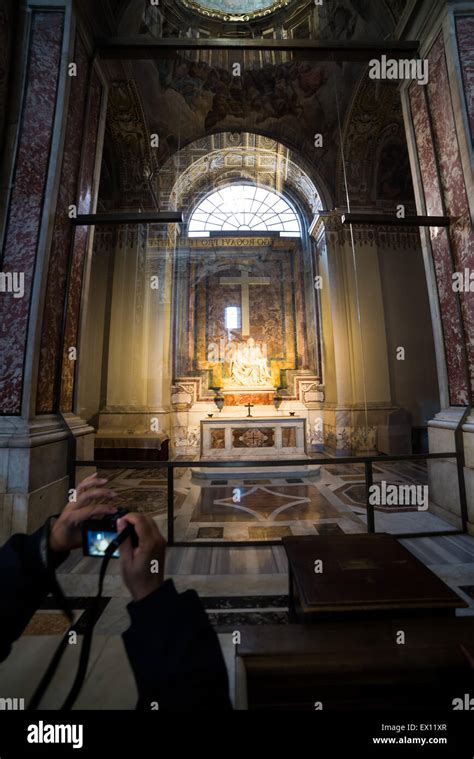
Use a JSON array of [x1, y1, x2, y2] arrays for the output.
[[200, 416, 307, 460]]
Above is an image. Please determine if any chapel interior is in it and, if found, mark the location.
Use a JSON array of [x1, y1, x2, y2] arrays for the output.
[[0, 0, 473, 710]]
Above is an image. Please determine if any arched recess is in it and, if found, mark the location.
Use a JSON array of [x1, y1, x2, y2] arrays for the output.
[[153, 132, 325, 416]]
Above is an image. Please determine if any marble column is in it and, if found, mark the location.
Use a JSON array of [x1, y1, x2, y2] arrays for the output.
[[313, 215, 397, 455], [400, 0, 474, 533], [0, 1, 106, 541]]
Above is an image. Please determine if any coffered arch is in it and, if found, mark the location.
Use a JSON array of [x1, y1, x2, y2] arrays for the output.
[[157, 131, 329, 230]]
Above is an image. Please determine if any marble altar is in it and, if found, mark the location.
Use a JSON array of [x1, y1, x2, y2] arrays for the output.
[[201, 416, 307, 460]]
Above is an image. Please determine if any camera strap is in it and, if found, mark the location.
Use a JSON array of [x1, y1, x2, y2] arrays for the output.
[[28, 543, 115, 711]]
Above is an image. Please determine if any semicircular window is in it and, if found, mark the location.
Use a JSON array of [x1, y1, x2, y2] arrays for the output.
[[181, 1, 290, 21], [188, 185, 301, 238]]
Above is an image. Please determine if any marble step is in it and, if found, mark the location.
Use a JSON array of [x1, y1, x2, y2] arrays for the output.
[[191, 465, 321, 481]]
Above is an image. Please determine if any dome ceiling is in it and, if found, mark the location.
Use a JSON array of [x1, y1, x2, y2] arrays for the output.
[[179, 0, 292, 22]]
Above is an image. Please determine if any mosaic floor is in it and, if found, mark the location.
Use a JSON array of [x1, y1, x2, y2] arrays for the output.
[[95, 460, 453, 542]]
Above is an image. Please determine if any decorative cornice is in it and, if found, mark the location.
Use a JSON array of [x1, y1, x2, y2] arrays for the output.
[[0, 416, 74, 448], [311, 210, 422, 249], [178, 0, 293, 23]]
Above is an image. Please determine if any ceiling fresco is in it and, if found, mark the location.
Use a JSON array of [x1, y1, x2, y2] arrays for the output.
[[100, 0, 414, 209], [160, 133, 325, 219], [115, 53, 361, 203]]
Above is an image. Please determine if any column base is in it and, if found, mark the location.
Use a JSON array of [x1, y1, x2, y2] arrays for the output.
[[0, 415, 95, 542], [428, 408, 474, 536]]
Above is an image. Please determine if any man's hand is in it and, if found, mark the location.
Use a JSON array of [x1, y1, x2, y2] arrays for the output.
[[49, 473, 117, 553], [117, 513, 166, 602]]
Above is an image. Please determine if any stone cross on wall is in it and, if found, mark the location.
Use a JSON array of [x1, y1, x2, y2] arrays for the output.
[[219, 269, 270, 336]]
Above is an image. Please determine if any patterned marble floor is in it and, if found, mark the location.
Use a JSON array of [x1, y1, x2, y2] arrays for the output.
[[1, 458, 470, 707], [94, 461, 454, 542], [10, 533, 474, 638], [1, 534, 473, 709]]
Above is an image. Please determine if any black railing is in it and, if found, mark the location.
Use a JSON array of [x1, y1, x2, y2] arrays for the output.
[[72, 449, 468, 546]]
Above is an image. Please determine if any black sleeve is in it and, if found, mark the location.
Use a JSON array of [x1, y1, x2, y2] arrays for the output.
[[0, 526, 69, 663], [122, 579, 233, 711]]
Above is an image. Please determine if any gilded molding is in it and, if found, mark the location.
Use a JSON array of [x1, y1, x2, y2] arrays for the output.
[[179, 0, 292, 22]]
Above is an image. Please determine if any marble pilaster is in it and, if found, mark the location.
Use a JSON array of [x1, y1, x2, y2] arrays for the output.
[[0, 2, 106, 540], [400, 1, 474, 533]]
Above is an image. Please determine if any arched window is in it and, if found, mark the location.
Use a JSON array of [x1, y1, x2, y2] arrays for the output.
[[188, 185, 301, 238]]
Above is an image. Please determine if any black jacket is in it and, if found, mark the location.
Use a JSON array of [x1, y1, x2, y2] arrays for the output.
[[0, 526, 232, 711]]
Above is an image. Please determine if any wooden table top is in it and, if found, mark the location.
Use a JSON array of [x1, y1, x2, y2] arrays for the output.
[[282, 534, 467, 614]]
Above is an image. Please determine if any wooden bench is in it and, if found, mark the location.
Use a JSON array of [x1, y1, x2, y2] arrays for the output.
[[236, 619, 474, 711]]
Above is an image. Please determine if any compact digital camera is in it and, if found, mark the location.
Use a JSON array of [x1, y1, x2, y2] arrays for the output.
[[82, 507, 137, 558]]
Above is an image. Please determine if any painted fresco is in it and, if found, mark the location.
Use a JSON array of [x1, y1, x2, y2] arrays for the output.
[[136, 56, 357, 197]]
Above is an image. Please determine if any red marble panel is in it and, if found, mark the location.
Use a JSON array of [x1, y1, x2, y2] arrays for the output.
[[409, 83, 443, 216], [431, 229, 470, 406], [455, 15, 474, 143], [427, 36, 470, 219], [427, 34, 474, 402], [60, 69, 103, 412], [409, 73, 471, 405], [36, 34, 90, 414], [0, 11, 64, 414]]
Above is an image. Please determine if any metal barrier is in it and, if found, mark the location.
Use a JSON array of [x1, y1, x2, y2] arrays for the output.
[[71, 449, 468, 546]]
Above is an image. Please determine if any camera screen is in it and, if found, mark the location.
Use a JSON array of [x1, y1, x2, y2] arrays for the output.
[[87, 530, 120, 558]]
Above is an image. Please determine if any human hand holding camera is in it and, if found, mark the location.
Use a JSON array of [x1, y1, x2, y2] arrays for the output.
[[49, 473, 117, 554], [116, 513, 167, 602]]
